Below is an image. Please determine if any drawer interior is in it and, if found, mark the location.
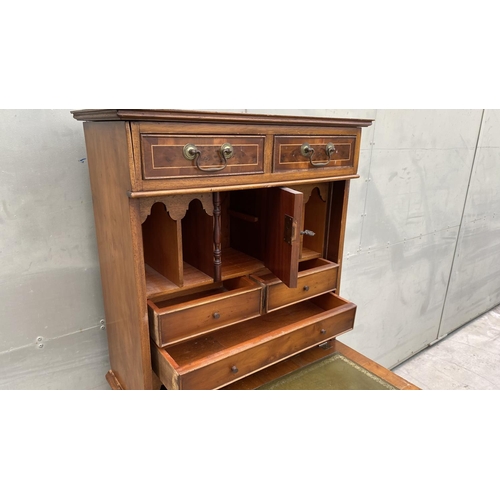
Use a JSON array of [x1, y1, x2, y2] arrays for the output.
[[252, 258, 339, 312], [151, 276, 259, 311], [162, 293, 354, 370], [299, 258, 336, 273], [257, 258, 338, 283]]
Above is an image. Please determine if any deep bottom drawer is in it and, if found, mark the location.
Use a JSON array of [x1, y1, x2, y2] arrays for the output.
[[151, 292, 356, 390]]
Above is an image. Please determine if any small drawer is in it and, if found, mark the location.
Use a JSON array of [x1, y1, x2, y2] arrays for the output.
[[274, 136, 356, 172], [151, 293, 357, 390], [253, 258, 339, 312], [148, 277, 264, 347], [141, 135, 265, 179]]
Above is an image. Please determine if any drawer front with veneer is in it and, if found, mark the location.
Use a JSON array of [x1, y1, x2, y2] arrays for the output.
[[274, 136, 356, 172], [151, 293, 356, 390], [148, 277, 264, 347], [253, 258, 339, 312], [141, 135, 265, 179]]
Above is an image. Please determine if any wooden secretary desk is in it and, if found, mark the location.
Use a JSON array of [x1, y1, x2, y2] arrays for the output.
[[72, 109, 417, 390]]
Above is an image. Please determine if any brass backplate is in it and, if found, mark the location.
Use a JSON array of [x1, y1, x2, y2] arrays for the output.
[[284, 214, 294, 245]]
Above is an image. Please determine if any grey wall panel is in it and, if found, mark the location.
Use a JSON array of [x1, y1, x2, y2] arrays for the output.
[[344, 149, 372, 256], [0, 267, 103, 353], [0, 325, 110, 390], [338, 110, 487, 368], [360, 148, 475, 249], [0, 110, 107, 388], [477, 109, 500, 148], [372, 110, 483, 150], [0, 110, 99, 275], [439, 111, 500, 337], [439, 221, 500, 337], [461, 148, 500, 225], [340, 227, 460, 368]]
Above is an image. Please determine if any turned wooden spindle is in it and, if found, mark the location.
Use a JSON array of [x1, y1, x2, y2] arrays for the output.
[[213, 191, 222, 282]]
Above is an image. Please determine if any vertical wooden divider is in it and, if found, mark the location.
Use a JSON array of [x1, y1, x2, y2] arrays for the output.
[[182, 198, 215, 278], [142, 202, 183, 286]]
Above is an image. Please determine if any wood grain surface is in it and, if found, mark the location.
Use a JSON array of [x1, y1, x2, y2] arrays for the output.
[[84, 121, 152, 390]]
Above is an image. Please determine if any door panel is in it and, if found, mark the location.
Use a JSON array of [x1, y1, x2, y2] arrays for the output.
[[264, 187, 303, 288]]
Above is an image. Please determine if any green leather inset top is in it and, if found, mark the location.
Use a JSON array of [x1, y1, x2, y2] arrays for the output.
[[258, 353, 396, 390]]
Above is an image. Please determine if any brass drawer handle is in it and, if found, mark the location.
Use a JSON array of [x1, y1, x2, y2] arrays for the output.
[[300, 142, 336, 167], [183, 143, 234, 172]]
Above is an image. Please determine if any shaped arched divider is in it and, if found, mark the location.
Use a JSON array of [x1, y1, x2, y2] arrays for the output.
[[142, 201, 184, 286], [141, 194, 216, 297]]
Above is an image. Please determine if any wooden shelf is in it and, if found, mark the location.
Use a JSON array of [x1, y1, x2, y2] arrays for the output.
[[146, 249, 266, 299], [146, 263, 213, 300], [221, 248, 266, 280], [300, 247, 323, 262]]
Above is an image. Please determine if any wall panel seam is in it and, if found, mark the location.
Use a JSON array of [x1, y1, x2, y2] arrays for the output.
[[436, 109, 486, 340]]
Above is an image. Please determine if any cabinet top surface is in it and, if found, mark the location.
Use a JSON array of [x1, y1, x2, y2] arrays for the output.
[[71, 109, 373, 128]]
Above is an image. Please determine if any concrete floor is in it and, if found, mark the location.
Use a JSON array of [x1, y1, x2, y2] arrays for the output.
[[392, 304, 500, 390]]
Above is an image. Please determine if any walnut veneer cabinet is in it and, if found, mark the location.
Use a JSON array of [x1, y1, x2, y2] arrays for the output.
[[72, 110, 417, 390]]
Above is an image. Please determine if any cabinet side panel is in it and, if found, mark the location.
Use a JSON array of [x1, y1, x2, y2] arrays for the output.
[[84, 121, 152, 390]]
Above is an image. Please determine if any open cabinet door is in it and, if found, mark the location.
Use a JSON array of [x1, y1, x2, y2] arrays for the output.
[[264, 187, 304, 288]]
